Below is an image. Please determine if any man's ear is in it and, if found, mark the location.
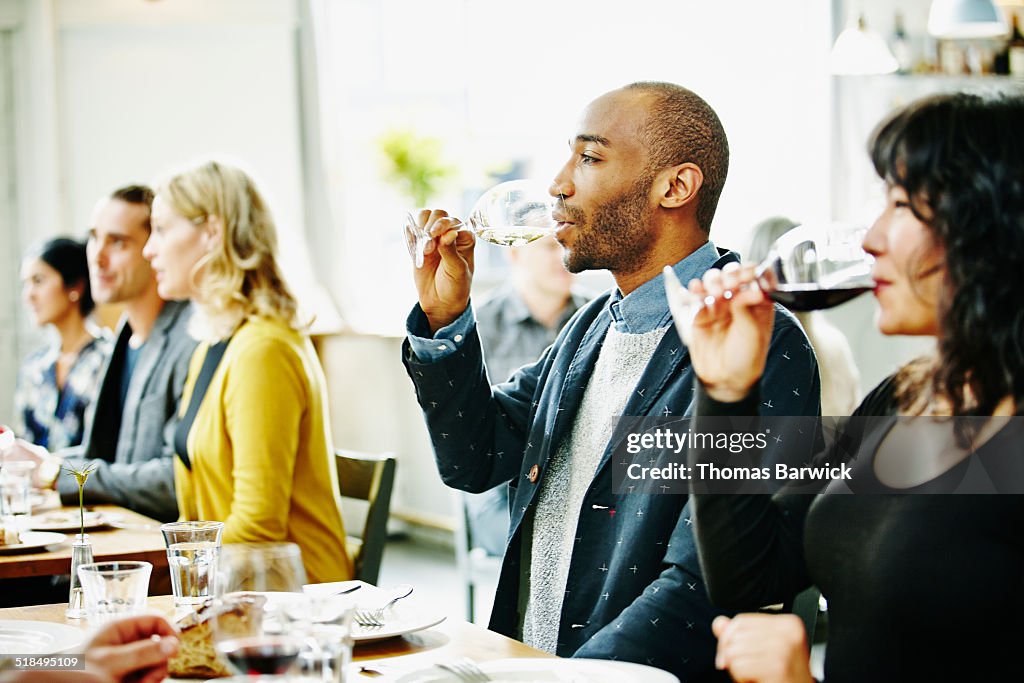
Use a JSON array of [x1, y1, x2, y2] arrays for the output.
[[660, 163, 703, 209]]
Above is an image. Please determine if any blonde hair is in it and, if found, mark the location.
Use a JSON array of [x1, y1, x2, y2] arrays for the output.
[[157, 160, 300, 341]]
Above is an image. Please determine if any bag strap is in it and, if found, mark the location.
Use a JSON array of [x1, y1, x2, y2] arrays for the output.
[[174, 338, 231, 470]]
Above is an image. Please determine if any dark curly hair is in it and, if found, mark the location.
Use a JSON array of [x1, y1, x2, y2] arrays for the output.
[[868, 92, 1024, 418]]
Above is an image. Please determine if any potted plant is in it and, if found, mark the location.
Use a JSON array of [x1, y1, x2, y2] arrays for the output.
[[378, 128, 454, 206]]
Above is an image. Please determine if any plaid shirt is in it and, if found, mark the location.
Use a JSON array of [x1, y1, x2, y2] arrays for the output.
[[12, 333, 111, 449]]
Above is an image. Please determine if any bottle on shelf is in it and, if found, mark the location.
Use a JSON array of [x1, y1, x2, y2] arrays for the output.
[[995, 40, 1010, 74], [940, 39, 968, 75], [1009, 12, 1024, 76], [891, 11, 914, 74]]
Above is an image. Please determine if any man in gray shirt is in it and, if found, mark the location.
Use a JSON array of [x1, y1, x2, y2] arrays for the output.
[[13, 186, 195, 521]]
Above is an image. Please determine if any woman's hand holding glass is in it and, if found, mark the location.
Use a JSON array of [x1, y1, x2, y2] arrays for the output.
[[665, 263, 776, 404]]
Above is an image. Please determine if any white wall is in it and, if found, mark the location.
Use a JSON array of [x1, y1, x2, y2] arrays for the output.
[[0, 0, 317, 426], [56, 0, 313, 294], [0, 21, 17, 425], [317, 0, 836, 334]]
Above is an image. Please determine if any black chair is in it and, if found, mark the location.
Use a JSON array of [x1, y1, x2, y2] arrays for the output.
[[334, 449, 397, 585]]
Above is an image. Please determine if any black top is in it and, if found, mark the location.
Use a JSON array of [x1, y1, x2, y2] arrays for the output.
[[173, 338, 230, 470], [691, 379, 1024, 682]]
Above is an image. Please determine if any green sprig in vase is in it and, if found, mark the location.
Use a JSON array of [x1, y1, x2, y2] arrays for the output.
[[64, 463, 96, 619]]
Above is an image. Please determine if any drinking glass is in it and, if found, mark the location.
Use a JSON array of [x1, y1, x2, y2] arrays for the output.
[[404, 179, 557, 267], [77, 561, 152, 625], [161, 521, 224, 608], [216, 542, 307, 594], [300, 593, 355, 683], [212, 543, 309, 677], [0, 461, 34, 516], [666, 223, 875, 343], [0, 425, 14, 453]]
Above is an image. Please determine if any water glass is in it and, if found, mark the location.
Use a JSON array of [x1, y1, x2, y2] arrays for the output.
[[300, 595, 355, 683], [0, 461, 34, 516], [160, 521, 224, 608], [77, 561, 152, 625]]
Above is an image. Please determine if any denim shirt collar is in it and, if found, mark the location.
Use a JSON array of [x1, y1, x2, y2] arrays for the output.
[[608, 240, 721, 334]]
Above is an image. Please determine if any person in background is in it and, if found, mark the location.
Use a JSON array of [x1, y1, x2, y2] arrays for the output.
[[748, 217, 860, 416], [144, 160, 352, 584], [681, 93, 1024, 681], [468, 235, 589, 557], [0, 614, 179, 683], [403, 82, 820, 680], [12, 237, 109, 450], [8, 186, 195, 523]]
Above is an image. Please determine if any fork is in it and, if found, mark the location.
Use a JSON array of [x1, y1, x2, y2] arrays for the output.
[[435, 657, 491, 682], [352, 583, 414, 627]]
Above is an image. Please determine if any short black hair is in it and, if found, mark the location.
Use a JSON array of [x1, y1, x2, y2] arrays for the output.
[[109, 184, 155, 231], [624, 82, 729, 233], [32, 237, 94, 316]]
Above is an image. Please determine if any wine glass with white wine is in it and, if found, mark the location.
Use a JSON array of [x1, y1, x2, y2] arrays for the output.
[[404, 179, 557, 267]]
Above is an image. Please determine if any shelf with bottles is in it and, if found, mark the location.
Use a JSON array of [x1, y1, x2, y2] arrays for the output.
[[835, 71, 1024, 84], [836, 3, 1024, 80]]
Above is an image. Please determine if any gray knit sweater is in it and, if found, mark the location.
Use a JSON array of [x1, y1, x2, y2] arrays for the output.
[[521, 323, 668, 653]]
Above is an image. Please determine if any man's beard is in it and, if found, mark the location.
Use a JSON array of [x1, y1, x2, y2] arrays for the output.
[[561, 175, 656, 275]]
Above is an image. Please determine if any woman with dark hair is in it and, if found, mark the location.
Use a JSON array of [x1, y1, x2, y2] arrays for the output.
[[670, 92, 1024, 681], [12, 237, 110, 449]]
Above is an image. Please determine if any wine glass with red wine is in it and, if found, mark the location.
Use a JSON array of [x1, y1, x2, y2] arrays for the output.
[[212, 542, 310, 678], [665, 222, 874, 343]]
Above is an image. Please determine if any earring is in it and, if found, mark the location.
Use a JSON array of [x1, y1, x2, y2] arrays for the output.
[[69, 292, 79, 302]]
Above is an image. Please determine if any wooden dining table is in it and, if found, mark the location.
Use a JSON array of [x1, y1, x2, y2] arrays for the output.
[[0, 504, 167, 581], [0, 594, 553, 680]]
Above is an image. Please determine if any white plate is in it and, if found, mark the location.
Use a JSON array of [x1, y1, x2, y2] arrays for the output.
[[0, 620, 86, 654], [243, 582, 446, 643], [307, 581, 446, 643], [0, 531, 67, 554], [394, 658, 679, 683], [26, 511, 109, 532], [350, 601, 446, 643]]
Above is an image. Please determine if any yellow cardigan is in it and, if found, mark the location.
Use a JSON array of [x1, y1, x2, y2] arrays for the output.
[[175, 318, 353, 584]]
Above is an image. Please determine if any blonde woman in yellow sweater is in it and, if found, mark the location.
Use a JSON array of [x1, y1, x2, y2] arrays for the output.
[[142, 160, 352, 584]]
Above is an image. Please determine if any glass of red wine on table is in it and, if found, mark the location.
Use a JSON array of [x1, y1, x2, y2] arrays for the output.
[[665, 222, 875, 344], [212, 542, 311, 678]]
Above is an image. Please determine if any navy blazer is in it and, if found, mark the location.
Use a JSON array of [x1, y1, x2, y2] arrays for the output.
[[403, 252, 820, 681]]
